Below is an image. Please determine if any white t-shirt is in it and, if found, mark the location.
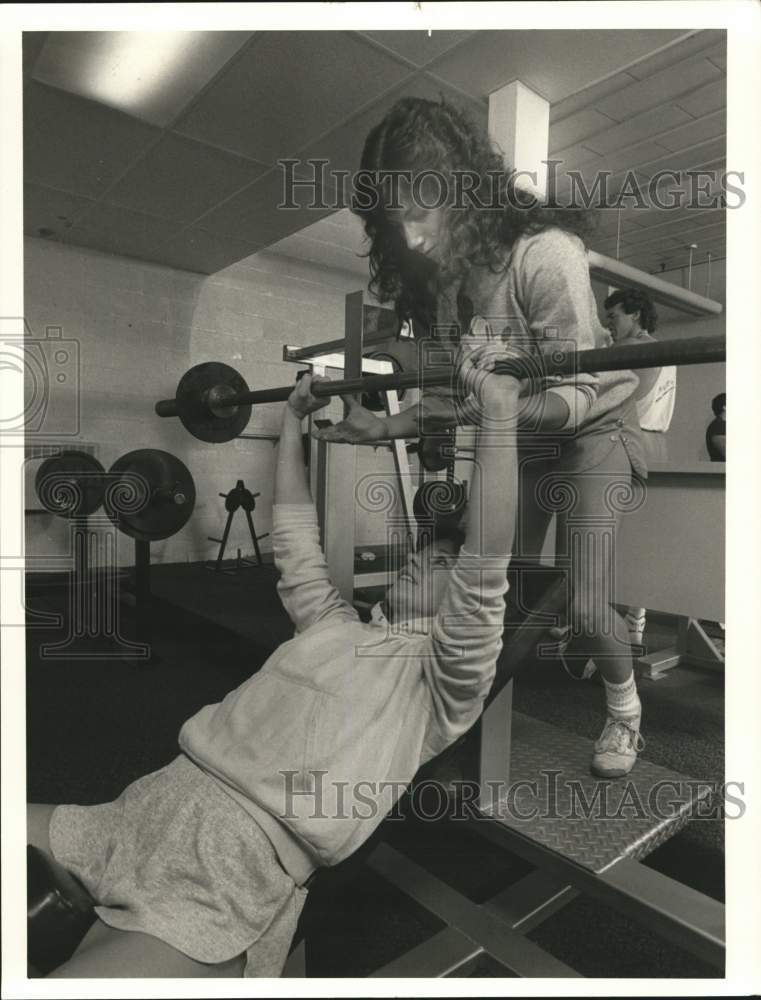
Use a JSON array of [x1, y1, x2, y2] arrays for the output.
[[637, 365, 677, 432]]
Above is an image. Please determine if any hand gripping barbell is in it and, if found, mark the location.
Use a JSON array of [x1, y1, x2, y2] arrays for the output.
[[155, 336, 726, 444]]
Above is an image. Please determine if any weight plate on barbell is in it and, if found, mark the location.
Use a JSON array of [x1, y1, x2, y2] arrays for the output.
[[175, 362, 252, 443], [417, 432, 457, 473], [105, 449, 196, 541], [35, 451, 106, 517]]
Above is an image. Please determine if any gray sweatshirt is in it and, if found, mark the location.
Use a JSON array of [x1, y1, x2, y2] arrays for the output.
[[420, 227, 646, 475], [179, 504, 510, 885]]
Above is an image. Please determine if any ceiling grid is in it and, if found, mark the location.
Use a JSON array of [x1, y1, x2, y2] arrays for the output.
[[23, 28, 725, 276]]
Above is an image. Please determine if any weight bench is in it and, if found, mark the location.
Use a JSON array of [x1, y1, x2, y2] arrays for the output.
[[27, 570, 570, 978]]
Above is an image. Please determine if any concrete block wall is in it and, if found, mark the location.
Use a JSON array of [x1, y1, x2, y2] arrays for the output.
[[23, 237, 415, 569]]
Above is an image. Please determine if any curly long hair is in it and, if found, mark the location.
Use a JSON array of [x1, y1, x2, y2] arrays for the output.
[[353, 96, 591, 331]]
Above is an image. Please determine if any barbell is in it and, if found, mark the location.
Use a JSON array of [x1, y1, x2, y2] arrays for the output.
[[155, 335, 726, 444]]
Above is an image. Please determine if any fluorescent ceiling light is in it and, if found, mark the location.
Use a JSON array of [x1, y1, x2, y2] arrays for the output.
[[31, 31, 252, 126]]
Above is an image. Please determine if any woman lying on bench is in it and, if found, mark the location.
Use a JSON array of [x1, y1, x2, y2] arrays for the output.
[[27, 344, 519, 978]]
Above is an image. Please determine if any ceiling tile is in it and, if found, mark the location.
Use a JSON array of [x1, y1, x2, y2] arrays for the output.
[[590, 206, 647, 238], [622, 205, 722, 234], [194, 170, 339, 245], [627, 139, 726, 178], [583, 104, 693, 156], [29, 31, 253, 127], [591, 140, 674, 177], [673, 78, 726, 117], [550, 72, 637, 124], [24, 183, 98, 240], [22, 32, 48, 76], [624, 30, 726, 80], [104, 134, 269, 224], [705, 48, 726, 72], [173, 32, 410, 164], [595, 55, 722, 120], [357, 30, 476, 67], [428, 30, 683, 103], [550, 143, 602, 171], [22, 30, 730, 280], [298, 73, 488, 190], [55, 204, 180, 262], [549, 108, 616, 153], [620, 210, 724, 248], [629, 169, 727, 216], [265, 208, 370, 277], [586, 234, 637, 255], [655, 110, 725, 153], [155, 229, 265, 274], [267, 235, 370, 278], [24, 81, 161, 199], [622, 220, 725, 258]]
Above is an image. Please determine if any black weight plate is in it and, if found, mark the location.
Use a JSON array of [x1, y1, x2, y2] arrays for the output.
[[418, 433, 456, 472], [175, 362, 251, 443], [35, 451, 106, 517], [105, 449, 196, 541]]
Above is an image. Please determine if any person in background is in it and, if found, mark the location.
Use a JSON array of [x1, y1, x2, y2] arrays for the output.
[[706, 392, 726, 461]]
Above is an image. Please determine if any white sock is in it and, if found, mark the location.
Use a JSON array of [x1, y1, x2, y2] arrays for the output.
[[625, 607, 646, 638], [604, 674, 641, 720]]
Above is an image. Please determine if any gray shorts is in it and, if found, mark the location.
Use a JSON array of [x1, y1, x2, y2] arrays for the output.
[[49, 754, 308, 977]]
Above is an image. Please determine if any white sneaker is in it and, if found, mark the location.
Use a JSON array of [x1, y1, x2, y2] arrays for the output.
[[591, 715, 645, 778]]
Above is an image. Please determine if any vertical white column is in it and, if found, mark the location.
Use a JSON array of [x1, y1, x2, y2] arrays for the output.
[[488, 80, 550, 200]]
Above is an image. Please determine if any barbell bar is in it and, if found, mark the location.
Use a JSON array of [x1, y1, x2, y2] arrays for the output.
[[155, 335, 726, 444]]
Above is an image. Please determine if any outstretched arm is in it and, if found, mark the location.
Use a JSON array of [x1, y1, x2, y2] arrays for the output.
[[273, 374, 359, 632], [311, 371, 586, 443], [274, 375, 329, 505], [461, 376, 519, 557], [420, 352, 520, 747]]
